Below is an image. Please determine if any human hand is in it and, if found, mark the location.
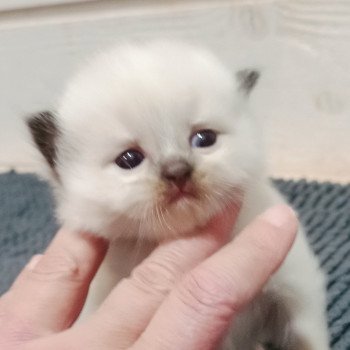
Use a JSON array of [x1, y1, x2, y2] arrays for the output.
[[0, 204, 297, 350]]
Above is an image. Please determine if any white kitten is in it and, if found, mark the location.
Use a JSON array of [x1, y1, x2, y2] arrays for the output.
[[27, 42, 329, 350]]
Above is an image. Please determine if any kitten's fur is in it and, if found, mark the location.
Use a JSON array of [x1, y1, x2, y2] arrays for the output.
[[27, 42, 329, 349]]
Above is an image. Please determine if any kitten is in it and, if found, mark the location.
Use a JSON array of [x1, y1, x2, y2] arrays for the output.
[[27, 42, 329, 350]]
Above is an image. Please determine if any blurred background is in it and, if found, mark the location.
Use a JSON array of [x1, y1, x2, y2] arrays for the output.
[[0, 0, 349, 183]]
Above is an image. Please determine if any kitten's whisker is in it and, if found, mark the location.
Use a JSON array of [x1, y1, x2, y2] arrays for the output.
[[138, 202, 153, 239], [158, 204, 173, 233], [155, 204, 165, 230]]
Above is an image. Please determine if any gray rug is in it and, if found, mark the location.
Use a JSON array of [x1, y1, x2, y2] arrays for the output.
[[0, 171, 349, 349]]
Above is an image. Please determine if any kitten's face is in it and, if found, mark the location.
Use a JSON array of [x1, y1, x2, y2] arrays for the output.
[[29, 43, 263, 240]]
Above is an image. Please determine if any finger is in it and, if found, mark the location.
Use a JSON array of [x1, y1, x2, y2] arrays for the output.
[[0, 228, 107, 336], [134, 205, 298, 350], [79, 203, 240, 348]]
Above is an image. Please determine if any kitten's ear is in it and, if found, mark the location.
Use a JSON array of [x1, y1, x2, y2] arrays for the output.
[[26, 111, 59, 169], [236, 69, 260, 95]]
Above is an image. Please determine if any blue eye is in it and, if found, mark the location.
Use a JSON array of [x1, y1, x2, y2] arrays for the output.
[[190, 129, 217, 148], [115, 149, 144, 169]]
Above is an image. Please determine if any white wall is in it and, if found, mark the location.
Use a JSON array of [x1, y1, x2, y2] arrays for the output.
[[0, 0, 349, 182]]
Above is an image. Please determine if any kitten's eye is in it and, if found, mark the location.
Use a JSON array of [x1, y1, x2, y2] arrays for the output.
[[190, 129, 217, 148], [115, 149, 144, 169]]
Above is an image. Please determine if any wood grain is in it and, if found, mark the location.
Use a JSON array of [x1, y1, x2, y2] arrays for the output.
[[0, 0, 91, 12]]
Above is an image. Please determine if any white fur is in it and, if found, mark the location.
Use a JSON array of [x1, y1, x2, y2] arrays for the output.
[[43, 42, 328, 349]]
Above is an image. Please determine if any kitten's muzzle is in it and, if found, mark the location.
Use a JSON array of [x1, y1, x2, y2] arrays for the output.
[[160, 158, 193, 189]]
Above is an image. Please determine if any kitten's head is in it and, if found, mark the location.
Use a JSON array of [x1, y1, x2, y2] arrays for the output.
[[27, 42, 262, 241]]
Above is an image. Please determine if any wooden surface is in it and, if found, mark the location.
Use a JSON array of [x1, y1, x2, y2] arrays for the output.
[[0, 0, 349, 183], [0, 0, 91, 12]]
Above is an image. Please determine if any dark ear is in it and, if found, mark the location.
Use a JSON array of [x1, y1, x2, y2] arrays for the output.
[[236, 69, 260, 95], [26, 111, 59, 169]]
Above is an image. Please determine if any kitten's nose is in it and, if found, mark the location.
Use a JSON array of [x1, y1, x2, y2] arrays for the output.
[[161, 158, 193, 187]]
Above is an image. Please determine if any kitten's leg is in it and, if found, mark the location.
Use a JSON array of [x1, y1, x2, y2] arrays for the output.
[[222, 300, 265, 350], [78, 258, 119, 319], [235, 183, 329, 350], [78, 240, 155, 321], [283, 259, 330, 348], [259, 278, 329, 350], [287, 298, 330, 350]]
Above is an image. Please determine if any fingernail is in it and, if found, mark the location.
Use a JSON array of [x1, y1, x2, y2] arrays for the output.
[[260, 205, 297, 229], [27, 254, 44, 270]]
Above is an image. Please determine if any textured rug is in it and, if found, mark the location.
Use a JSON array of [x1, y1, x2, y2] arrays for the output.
[[0, 171, 349, 349]]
